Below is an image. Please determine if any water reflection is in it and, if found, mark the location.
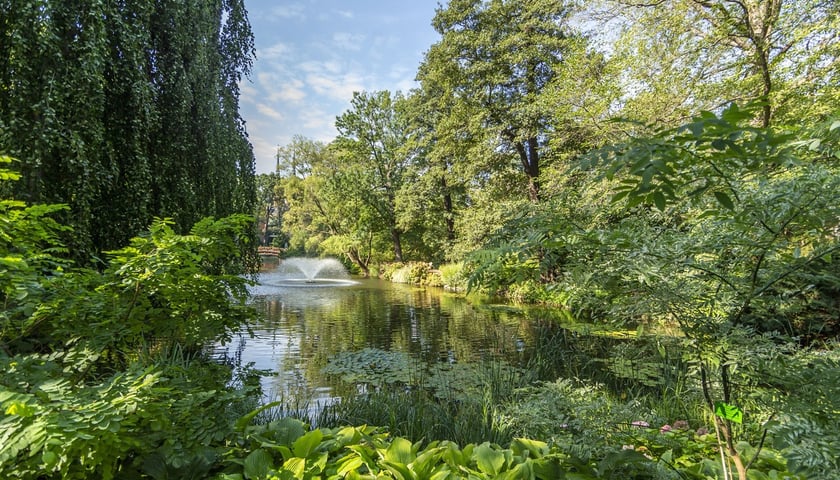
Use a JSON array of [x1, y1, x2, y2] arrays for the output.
[[215, 277, 536, 406], [216, 266, 678, 412]]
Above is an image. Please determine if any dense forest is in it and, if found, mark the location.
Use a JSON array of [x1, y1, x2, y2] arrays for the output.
[[3, 0, 840, 478]]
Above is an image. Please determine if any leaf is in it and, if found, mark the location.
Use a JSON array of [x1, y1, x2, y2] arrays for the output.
[[4, 402, 36, 417], [282, 457, 305, 477], [510, 438, 548, 459], [384, 437, 415, 465], [653, 191, 666, 211], [474, 443, 505, 475], [714, 402, 743, 424], [713, 191, 735, 210], [243, 449, 274, 479], [292, 429, 323, 458]]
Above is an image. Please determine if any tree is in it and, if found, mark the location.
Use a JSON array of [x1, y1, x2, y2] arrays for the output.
[[0, 0, 256, 261], [419, 0, 583, 203], [334, 91, 412, 262], [254, 173, 282, 246], [580, 106, 840, 479]]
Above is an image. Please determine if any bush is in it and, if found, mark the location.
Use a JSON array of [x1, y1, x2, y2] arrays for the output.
[[439, 262, 468, 291], [382, 262, 437, 285]]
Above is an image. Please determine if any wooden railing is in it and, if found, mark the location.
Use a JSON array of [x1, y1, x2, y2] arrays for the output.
[[257, 246, 282, 257]]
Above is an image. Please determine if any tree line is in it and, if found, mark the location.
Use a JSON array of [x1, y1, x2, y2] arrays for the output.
[[261, 0, 839, 276], [0, 0, 257, 262]]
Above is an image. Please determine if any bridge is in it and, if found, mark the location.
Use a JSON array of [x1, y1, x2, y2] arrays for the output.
[[257, 246, 282, 257]]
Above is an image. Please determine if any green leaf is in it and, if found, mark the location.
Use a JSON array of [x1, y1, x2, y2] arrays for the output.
[[282, 457, 305, 477], [243, 449, 274, 479], [474, 443, 505, 475], [4, 402, 36, 417], [714, 402, 743, 424], [653, 191, 666, 211], [510, 438, 548, 459], [292, 429, 323, 458], [713, 191, 735, 210], [384, 437, 415, 465]]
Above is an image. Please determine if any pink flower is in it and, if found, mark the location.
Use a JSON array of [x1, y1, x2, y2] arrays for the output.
[[673, 420, 689, 430], [660, 424, 672, 433], [696, 427, 709, 436], [631, 420, 650, 428]]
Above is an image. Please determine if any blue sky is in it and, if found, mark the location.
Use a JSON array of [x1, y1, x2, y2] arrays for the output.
[[239, 1, 443, 173]]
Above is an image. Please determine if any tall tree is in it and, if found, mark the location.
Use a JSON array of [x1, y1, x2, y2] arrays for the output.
[[420, 0, 581, 203], [389, 87, 473, 263], [334, 91, 412, 262]]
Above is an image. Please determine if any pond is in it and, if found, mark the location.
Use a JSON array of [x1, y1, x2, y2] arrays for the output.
[[214, 259, 675, 414]]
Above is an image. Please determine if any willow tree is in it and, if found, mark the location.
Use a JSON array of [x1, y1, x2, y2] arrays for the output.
[[420, 0, 582, 203], [0, 0, 256, 261]]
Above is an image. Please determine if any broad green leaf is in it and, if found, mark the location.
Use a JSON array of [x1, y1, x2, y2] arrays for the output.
[[384, 437, 414, 465], [474, 443, 505, 475], [381, 460, 413, 480], [653, 191, 666, 211], [337, 455, 365, 476], [510, 438, 548, 459], [714, 402, 743, 424], [292, 429, 323, 458], [243, 448, 274, 479], [268, 417, 307, 446], [282, 457, 305, 477]]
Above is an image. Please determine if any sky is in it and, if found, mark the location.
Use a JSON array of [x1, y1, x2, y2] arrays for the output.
[[239, 0, 443, 174]]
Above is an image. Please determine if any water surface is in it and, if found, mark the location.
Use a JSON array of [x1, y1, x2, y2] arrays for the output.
[[217, 274, 539, 406]]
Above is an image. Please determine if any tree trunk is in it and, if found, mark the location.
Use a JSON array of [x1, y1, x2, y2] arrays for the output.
[[441, 176, 455, 241], [346, 249, 369, 277], [263, 205, 271, 245], [391, 228, 403, 262], [515, 138, 541, 203]]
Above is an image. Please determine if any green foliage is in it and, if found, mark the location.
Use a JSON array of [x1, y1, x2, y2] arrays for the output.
[[0, 0, 256, 260], [382, 262, 436, 285], [0, 173, 261, 478], [219, 409, 595, 479], [438, 262, 467, 292]]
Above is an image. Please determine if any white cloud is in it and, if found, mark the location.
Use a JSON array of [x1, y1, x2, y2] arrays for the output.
[[272, 83, 307, 103], [333, 9, 354, 19], [299, 107, 337, 136], [333, 32, 365, 51], [306, 71, 366, 102], [240, 83, 260, 104], [256, 103, 285, 121], [269, 4, 306, 21], [299, 60, 342, 75], [259, 42, 292, 60]]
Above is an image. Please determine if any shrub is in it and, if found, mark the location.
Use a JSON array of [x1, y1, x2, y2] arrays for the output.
[[439, 262, 468, 292]]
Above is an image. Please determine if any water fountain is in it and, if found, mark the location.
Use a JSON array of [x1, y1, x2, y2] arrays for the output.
[[252, 257, 356, 291]]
